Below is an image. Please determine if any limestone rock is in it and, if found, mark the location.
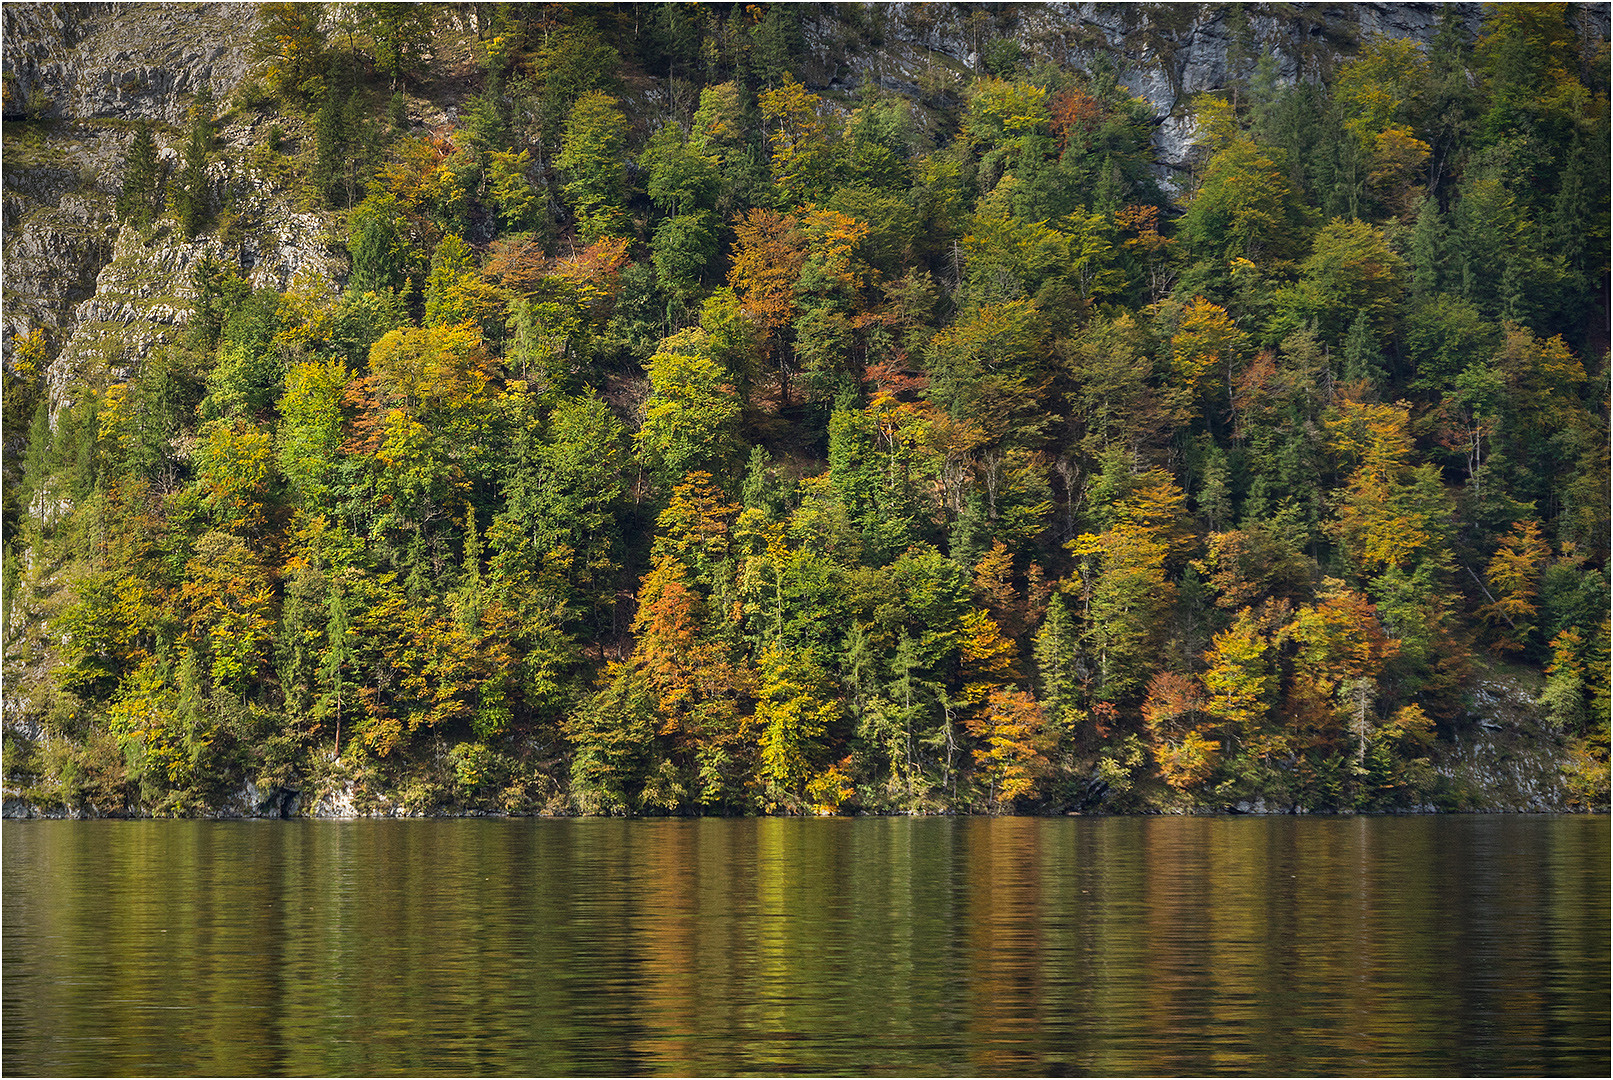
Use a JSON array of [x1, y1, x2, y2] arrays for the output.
[[3, 2, 286, 384], [3, 2, 261, 124]]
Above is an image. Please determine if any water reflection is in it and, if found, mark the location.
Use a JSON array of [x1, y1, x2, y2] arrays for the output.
[[4, 816, 1607, 1076]]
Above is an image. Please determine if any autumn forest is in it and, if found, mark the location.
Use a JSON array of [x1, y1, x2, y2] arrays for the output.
[[3, 2, 1609, 817]]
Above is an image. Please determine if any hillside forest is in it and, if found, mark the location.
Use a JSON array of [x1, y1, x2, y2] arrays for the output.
[[3, 2, 1609, 816]]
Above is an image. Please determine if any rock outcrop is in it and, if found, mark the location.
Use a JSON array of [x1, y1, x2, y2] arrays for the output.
[[3, 2, 260, 124], [2, 1, 345, 414]]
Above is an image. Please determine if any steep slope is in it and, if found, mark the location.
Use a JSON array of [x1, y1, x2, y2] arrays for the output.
[[3, 3, 1606, 818]]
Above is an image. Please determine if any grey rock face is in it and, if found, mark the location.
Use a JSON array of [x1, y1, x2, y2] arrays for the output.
[[4, 4, 344, 414], [243, 780, 302, 819], [3, 165, 118, 339], [44, 198, 342, 415], [1, 124, 124, 362], [4, 2, 260, 124]]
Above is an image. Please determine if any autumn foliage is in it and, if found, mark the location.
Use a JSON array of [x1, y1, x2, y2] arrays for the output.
[[9, 4, 1607, 817]]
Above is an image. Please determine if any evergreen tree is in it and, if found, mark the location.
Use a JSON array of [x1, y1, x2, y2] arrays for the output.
[[313, 58, 371, 209], [466, 69, 512, 158], [1341, 310, 1387, 389], [116, 121, 162, 228], [1409, 194, 1447, 297], [174, 89, 214, 238], [313, 80, 348, 208]]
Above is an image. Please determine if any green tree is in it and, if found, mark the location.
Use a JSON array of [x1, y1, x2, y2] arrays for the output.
[[641, 123, 722, 217], [486, 149, 539, 232], [251, 2, 327, 100], [557, 90, 630, 242], [565, 661, 659, 814], [636, 338, 743, 488], [651, 212, 720, 309], [346, 195, 416, 296], [278, 356, 349, 509], [116, 121, 162, 228], [1272, 218, 1405, 346], [1179, 127, 1298, 265], [492, 390, 626, 633], [365, 2, 434, 89], [173, 89, 214, 238]]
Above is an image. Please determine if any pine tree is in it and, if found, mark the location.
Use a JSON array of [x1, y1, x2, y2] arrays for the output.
[[174, 89, 214, 238], [1198, 444, 1233, 533], [1341, 310, 1387, 389], [116, 121, 161, 228], [313, 80, 347, 208]]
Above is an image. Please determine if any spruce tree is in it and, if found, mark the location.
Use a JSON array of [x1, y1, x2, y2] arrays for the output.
[[1549, 135, 1594, 334], [1341, 310, 1387, 389], [466, 69, 511, 157], [1409, 195, 1446, 297], [116, 121, 161, 228], [174, 89, 214, 238], [339, 88, 373, 209], [313, 81, 347, 207]]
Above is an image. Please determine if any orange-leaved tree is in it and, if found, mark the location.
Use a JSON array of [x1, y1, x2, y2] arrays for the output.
[[966, 686, 1052, 812], [1284, 581, 1401, 763], [729, 207, 807, 406], [1142, 670, 1219, 792], [628, 472, 755, 808]]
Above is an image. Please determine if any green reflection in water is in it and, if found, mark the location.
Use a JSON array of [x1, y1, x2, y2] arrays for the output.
[[4, 816, 1607, 1076]]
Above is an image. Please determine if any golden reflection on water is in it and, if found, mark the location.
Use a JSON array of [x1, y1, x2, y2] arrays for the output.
[[3, 816, 1607, 1076]]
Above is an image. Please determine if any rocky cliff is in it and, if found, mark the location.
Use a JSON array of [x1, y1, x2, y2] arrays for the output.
[[3, 1, 342, 409], [3, 2, 258, 124], [799, 3, 1505, 186]]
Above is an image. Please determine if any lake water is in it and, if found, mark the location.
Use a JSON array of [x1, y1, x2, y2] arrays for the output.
[[3, 816, 1607, 1076]]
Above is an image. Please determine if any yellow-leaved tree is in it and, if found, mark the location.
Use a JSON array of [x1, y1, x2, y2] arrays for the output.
[[755, 643, 840, 812], [1482, 518, 1551, 653]]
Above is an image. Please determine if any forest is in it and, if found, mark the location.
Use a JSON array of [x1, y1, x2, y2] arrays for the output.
[[2, 2, 1608, 816]]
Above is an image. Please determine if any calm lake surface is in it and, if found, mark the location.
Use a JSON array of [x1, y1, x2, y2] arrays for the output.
[[3, 815, 1607, 1076]]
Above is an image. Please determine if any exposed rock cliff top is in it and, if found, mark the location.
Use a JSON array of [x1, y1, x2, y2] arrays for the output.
[[3, 3, 345, 408], [3, 1, 260, 123]]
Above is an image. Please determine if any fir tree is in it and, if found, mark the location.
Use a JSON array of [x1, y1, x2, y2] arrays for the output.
[[1341, 310, 1387, 389], [173, 89, 214, 238], [116, 121, 162, 228]]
